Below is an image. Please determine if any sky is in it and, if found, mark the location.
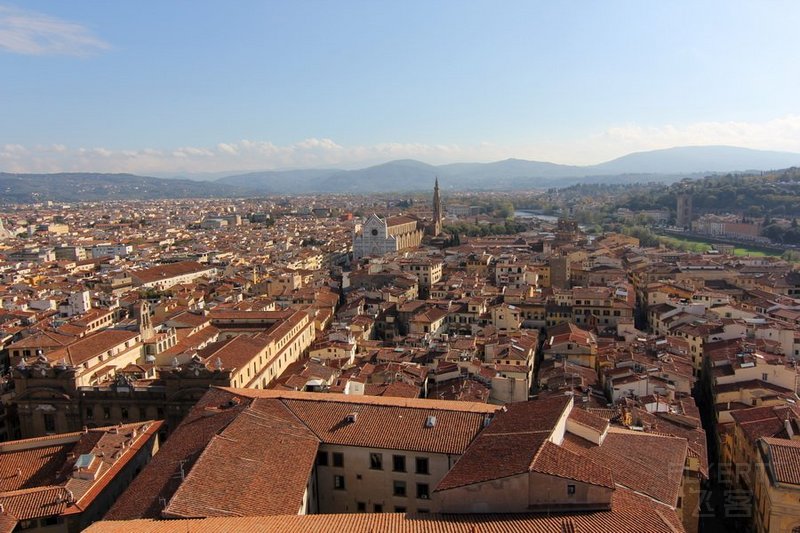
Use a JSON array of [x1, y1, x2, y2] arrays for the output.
[[2, 1, 800, 176]]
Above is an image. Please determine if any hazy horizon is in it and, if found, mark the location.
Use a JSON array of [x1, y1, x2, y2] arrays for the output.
[[3, 2, 800, 175]]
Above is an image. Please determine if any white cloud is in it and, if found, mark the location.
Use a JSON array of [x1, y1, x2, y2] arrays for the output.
[[3, 115, 800, 175], [561, 115, 800, 164], [0, 5, 109, 56]]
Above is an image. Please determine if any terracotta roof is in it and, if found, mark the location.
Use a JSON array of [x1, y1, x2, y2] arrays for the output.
[[48, 329, 139, 366], [568, 408, 610, 433], [385, 215, 417, 227], [163, 398, 319, 518], [532, 441, 614, 489], [107, 388, 498, 520], [0, 445, 71, 492], [436, 397, 573, 491], [280, 397, 485, 455], [0, 422, 160, 531], [105, 390, 251, 520], [562, 429, 686, 507], [761, 437, 800, 486], [7, 330, 76, 350], [86, 487, 682, 532], [130, 261, 214, 284], [199, 335, 268, 371]]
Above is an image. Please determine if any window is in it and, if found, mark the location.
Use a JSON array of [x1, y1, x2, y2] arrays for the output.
[[332, 452, 344, 467], [86, 407, 94, 420], [395, 506, 406, 513], [356, 501, 366, 512], [156, 407, 164, 419], [762, 373, 768, 381], [417, 483, 429, 499], [415, 457, 429, 475], [316, 451, 328, 466], [121, 407, 129, 420], [43, 414, 56, 433], [374, 503, 383, 513], [333, 475, 345, 490], [567, 484, 576, 495], [369, 452, 383, 470], [393, 455, 406, 472], [103, 407, 111, 420], [393, 480, 407, 497]]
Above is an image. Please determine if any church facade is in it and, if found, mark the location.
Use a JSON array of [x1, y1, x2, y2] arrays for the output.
[[352, 214, 424, 260], [352, 179, 443, 260]]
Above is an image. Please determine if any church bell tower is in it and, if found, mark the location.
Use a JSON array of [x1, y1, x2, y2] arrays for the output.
[[432, 177, 442, 236]]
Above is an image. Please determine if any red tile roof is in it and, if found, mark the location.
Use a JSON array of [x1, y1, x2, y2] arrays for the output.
[[437, 397, 573, 491], [562, 429, 686, 507], [87, 487, 682, 532], [107, 388, 498, 520], [163, 398, 318, 518], [130, 261, 214, 284], [761, 436, 800, 486]]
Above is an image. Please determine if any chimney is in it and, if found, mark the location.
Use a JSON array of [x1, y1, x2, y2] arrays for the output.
[[786, 419, 795, 439]]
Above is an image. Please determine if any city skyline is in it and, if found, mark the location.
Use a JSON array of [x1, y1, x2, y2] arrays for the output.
[[3, 1, 800, 174]]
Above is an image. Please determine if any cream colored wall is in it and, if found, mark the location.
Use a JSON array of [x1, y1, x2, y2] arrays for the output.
[[76, 341, 143, 387], [715, 361, 798, 393], [436, 473, 529, 513], [314, 443, 452, 514], [528, 472, 612, 511], [246, 317, 315, 389], [754, 458, 800, 533]]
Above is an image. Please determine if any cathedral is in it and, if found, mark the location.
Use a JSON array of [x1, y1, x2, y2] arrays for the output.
[[352, 179, 443, 261]]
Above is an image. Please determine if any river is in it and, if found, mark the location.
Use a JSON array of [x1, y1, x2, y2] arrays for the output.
[[514, 210, 559, 223]]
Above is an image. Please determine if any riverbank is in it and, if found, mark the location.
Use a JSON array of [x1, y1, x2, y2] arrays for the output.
[[657, 233, 783, 257]]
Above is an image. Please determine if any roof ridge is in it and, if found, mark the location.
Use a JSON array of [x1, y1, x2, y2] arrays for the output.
[[0, 485, 66, 497], [216, 387, 500, 413]]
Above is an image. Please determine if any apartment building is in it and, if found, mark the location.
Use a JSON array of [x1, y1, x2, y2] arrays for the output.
[[0, 421, 161, 532], [102, 387, 692, 531]]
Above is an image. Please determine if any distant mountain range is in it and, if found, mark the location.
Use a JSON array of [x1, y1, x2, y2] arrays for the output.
[[0, 172, 240, 203], [214, 146, 800, 193], [2, 146, 799, 202]]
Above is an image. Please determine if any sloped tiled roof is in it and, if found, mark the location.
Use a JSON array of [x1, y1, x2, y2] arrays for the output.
[[562, 428, 686, 507], [762, 436, 800, 486], [107, 388, 498, 520], [87, 487, 682, 532], [164, 398, 319, 518], [436, 397, 574, 491]]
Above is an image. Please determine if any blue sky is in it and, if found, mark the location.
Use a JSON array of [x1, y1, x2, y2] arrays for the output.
[[2, 1, 800, 175]]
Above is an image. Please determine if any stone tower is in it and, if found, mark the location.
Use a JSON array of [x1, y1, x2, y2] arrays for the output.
[[432, 177, 443, 236], [676, 193, 693, 229], [138, 301, 154, 341]]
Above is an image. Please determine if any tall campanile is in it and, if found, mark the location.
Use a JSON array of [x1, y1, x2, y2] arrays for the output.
[[432, 177, 442, 236]]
